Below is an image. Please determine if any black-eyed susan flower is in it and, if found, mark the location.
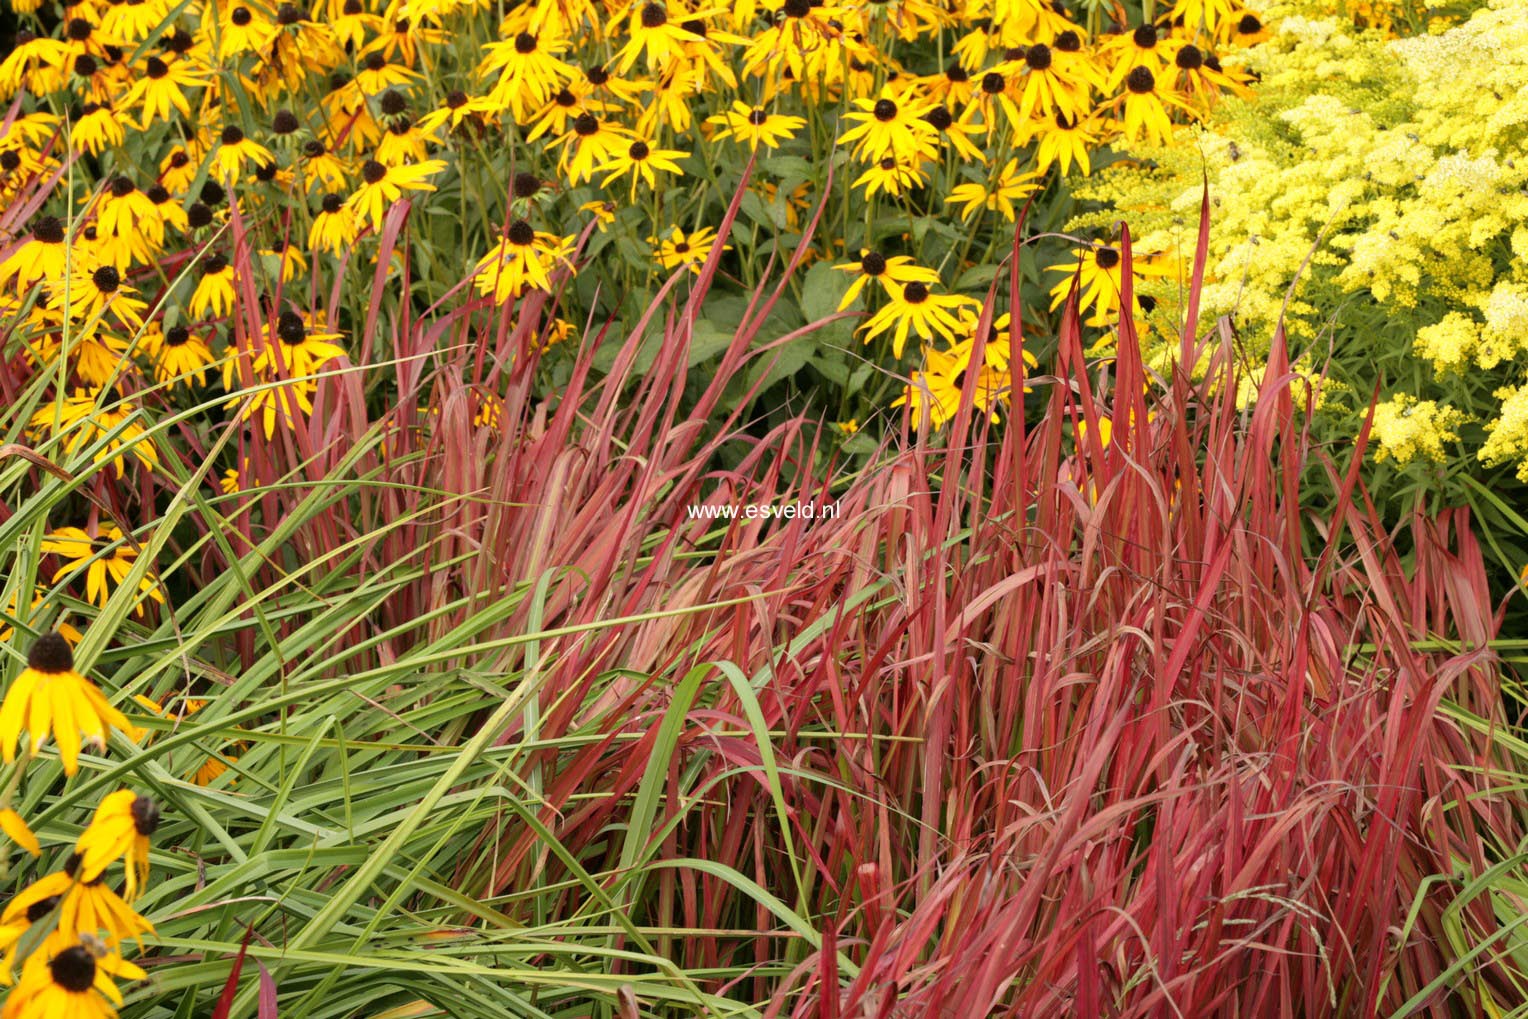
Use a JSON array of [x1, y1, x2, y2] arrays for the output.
[[225, 373, 316, 438], [417, 90, 499, 135], [0, 216, 71, 291], [833, 250, 939, 309], [650, 225, 729, 275], [141, 324, 214, 388], [920, 105, 986, 164], [1025, 109, 1103, 176], [704, 101, 806, 151], [300, 140, 351, 192], [613, 1, 711, 73], [945, 159, 1044, 222], [69, 332, 133, 389], [189, 253, 238, 319], [1011, 42, 1091, 123], [597, 136, 688, 193], [1112, 63, 1191, 147], [480, 27, 576, 120], [41, 526, 164, 614], [72, 103, 126, 157], [122, 54, 208, 128], [548, 112, 630, 186], [1103, 23, 1172, 92], [1, 932, 146, 1018], [472, 220, 576, 303], [47, 265, 147, 332], [250, 310, 346, 379], [308, 193, 362, 253], [859, 280, 981, 358], [345, 158, 448, 232], [853, 155, 928, 198], [0, 632, 135, 777], [74, 791, 159, 902], [212, 125, 275, 183], [838, 86, 936, 162], [1047, 243, 1173, 326], [28, 391, 158, 479], [13, 861, 154, 950]]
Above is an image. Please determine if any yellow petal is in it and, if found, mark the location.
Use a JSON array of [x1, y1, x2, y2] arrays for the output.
[[0, 809, 39, 856]]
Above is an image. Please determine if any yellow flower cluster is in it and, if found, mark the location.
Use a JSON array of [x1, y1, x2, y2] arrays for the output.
[[1074, 0, 1528, 475]]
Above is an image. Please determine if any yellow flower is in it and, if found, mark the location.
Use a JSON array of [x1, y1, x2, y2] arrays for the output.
[[309, 193, 362, 253], [834, 250, 939, 309], [1, 932, 146, 1018], [705, 101, 806, 151], [650, 225, 729, 275], [838, 86, 936, 162], [859, 280, 981, 359], [945, 159, 1044, 222], [41, 525, 164, 614], [472, 221, 576, 303], [74, 790, 159, 902], [27, 389, 158, 479], [1047, 244, 1171, 327], [597, 136, 689, 194], [189, 253, 238, 319], [0, 632, 135, 777], [141, 324, 215, 388], [345, 158, 448, 232], [212, 125, 274, 183], [0, 216, 71, 291]]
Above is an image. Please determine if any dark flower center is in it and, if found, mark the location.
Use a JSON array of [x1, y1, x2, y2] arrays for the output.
[[1238, 14, 1262, 33], [202, 180, 227, 205], [343, 0, 361, 13], [255, 160, 278, 181], [945, 64, 968, 83], [903, 281, 929, 303], [169, 150, 190, 168], [672, 241, 690, 253], [446, 90, 468, 108], [782, 0, 810, 17], [145, 55, 168, 78], [49, 947, 97, 993], [507, 219, 535, 245], [188, 203, 213, 228], [748, 107, 769, 126], [66, 18, 92, 40], [1094, 247, 1121, 269], [33, 216, 65, 244], [146, 184, 170, 203], [681, 18, 706, 36], [878, 155, 895, 170], [512, 172, 541, 198], [573, 112, 598, 136], [27, 632, 74, 674], [924, 106, 953, 130], [861, 251, 887, 276], [1204, 54, 1224, 71], [131, 796, 161, 835], [379, 90, 407, 116], [629, 140, 650, 160], [361, 160, 387, 184], [74, 54, 98, 77], [586, 64, 610, 85], [277, 3, 300, 24], [1025, 44, 1052, 71], [1176, 44, 1203, 70], [93, 266, 121, 292], [872, 98, 897, 121], [1126, 66, 1156, 94], [221, 125, 245, 145], [277, 310, 306, 343], [981, 71, 1005, 95], [165, 325, 190, 346], [304, 139, 327, 157], [0, 151, 18, 171], [364, 52, 386, 71], [321, 192, 344, 214], [1132, 24, 1158, 48], [1054, 30, 1081, 52], [203, 253, 228, 275], [231, 6, 252, 25], [24, 896, 60, 924], [273, 109, 300, 133], [1138, 293, 1158, 313], [1055, 110, 1077, 129], [640, 3, 667, 28], [168, 27, 193, 52], [554, 87, 577, 107], [514, 31, 537, 53]]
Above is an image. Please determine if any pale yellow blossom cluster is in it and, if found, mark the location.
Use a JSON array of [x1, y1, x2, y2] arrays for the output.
[[1073, 0, 1528, 477], [1370, 395, 1464, 465]]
